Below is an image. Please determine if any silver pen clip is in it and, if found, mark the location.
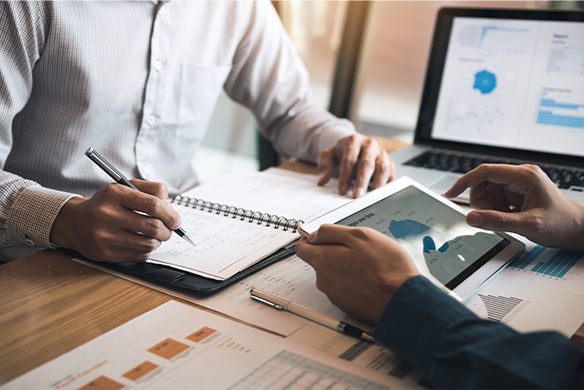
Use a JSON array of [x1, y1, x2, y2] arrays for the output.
[[250, 293, 283, 310]]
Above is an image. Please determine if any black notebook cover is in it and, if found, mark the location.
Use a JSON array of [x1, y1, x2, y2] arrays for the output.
[[66, 243, 296, 296]]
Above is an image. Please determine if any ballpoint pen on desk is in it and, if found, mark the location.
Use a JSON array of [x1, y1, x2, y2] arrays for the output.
[[85, 147, 196, 247], [250, 288, 376, 343]]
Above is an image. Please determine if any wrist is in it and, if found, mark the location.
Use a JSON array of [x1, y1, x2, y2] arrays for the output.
[[49, 196, 87, 250], [381, 273, 421, 298]]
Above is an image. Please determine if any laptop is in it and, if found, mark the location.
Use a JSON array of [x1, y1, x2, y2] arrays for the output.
[[390, 7, 584, 205]]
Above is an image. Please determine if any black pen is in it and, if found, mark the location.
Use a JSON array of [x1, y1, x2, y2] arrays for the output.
[[250, 288, 376, 343], [85, 147, 196, 247]]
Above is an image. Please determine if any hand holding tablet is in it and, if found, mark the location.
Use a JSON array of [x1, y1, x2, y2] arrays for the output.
[[298, 176, 525, 302]]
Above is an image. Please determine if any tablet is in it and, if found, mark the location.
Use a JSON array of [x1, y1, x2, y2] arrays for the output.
[[299, 176, 525, 301]]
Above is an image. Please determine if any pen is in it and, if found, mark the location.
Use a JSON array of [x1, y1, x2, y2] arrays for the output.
[[85, 147, 196, 247], [250, 288, 375, 343]]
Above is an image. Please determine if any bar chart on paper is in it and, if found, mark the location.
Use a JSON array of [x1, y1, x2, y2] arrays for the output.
[[464, 272, 584, 335], [475, 294, 530, 323], [508, 245, 584, 278], [505, 245, 584, 293]]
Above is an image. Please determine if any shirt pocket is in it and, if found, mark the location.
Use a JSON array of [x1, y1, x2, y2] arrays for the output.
[[176, 63, 232, 132]]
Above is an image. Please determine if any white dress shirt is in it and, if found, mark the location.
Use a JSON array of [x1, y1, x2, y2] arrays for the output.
[[0, 1, 355, 261]]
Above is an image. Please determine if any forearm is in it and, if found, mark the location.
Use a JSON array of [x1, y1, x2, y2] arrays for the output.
[[261, 101, 356, 163], [224, 0, 356, 163], [374, 276, 584, 389], [0, 171, 79, 249]]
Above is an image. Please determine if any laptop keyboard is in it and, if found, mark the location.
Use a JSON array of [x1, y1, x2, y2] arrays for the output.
[[403, 151, 584, 190]]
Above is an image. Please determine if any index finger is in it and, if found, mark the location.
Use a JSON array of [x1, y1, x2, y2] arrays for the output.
[[120, 188, 182, 230], [443, 164, 531, 199], [306, 224, 354, 246], [352, 139, 378, 197], [295, 236, 352, 270], [337, 140, 361, 195]]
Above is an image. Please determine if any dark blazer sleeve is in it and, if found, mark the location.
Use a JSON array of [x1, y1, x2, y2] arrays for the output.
[[373, 275, 584, 389]]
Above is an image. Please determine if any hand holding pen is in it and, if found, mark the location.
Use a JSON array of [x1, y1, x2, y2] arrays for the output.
[[86, 148, 195, 247], [49, 148, 190, 263]]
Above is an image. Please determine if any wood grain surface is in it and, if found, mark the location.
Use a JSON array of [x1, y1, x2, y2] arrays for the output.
[[0, 250, 174, 384]]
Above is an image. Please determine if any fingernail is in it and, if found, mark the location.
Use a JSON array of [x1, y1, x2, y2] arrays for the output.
[[340, 184, 350, 194], [317, 173, 326, 184], [174, 217, 182, 229], [354, 187, 365, 198], [467, 213, 482, 227]]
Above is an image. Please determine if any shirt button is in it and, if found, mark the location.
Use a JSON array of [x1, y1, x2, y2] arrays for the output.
[[147, 114, 155, 125], [155, 59, 162, 71], [24, 238, 35, 247]]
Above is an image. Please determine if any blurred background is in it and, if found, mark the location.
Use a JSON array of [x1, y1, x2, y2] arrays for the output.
[[193, 0, 584, 183]]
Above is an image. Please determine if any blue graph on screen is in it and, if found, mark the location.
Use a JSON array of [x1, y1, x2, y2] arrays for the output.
[[388, 220, 450, 254], [536, 98, 584, 129], [473, 70, 497, 94], [388, 219, 432, 239], [509, 245, 584, 278], [478, 26, 529, 48], [387, 219, 501, 285]]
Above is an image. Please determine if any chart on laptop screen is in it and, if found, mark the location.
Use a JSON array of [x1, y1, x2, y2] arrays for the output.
[[432, 16, 584, 157]]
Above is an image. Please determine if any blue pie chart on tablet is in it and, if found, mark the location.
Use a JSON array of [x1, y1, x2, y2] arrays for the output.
[[388, 219, 432, 239], [473, 70, 497, 94]]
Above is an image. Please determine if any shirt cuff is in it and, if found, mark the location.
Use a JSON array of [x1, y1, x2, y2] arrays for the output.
[[315, 118, 356, 155], [6, 186, 81, 249], [372, 275, 479, 370]]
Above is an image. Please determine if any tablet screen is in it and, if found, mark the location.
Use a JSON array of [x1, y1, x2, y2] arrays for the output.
[[336, 185, 510, 290]]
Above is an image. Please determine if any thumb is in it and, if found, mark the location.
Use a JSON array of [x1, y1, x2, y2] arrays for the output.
[[466, 210, 527, 235]]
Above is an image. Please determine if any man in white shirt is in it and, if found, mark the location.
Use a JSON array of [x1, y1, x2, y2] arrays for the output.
[[0, 1, 393, 263]]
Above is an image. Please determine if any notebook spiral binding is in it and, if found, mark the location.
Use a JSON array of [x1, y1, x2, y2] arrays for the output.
[[172, 195, 304, 233]]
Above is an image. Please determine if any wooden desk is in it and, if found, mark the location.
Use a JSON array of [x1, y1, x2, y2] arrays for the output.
[[2, 140, 584, 385]]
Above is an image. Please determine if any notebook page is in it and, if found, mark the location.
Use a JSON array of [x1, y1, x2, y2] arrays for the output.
[[179, 170, 351, 222], [148, 205, 295, 280], [149, 170, 351, 280]]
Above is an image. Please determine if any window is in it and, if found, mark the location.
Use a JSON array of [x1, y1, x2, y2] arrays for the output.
[[275, 1, 348, 107]]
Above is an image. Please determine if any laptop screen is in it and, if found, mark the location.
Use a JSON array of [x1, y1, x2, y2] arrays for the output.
[[418, 9, 584, 162]]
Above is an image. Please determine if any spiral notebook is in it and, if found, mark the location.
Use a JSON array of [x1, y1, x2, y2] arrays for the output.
[[73, 169, 350, 294], [143, 169, 350, 281]]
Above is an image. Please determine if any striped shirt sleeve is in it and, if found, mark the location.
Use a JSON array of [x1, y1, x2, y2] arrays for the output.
[[0, 2, 79, 249]]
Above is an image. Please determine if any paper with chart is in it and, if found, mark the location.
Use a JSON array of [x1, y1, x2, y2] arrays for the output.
[[195, 255, 372, 336], [148, 170, 351, 280], [287, 322, 430, 389], [464, 237, 584, 336], [431, 17, 584, 156], [2, 301, 421, 390]]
